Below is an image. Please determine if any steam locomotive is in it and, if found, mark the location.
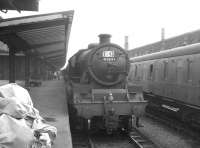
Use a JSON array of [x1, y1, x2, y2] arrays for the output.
[[129, 43, 200, 130], [64, 34, 147, 133]]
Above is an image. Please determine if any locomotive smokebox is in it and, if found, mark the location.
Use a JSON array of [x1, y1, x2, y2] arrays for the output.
[[99, 34, 111, 44]]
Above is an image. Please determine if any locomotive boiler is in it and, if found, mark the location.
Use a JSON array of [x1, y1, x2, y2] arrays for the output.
[[64, 34, 147, 133]]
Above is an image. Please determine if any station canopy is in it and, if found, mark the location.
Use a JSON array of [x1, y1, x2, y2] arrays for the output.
[[0, 10, 74, 70], [0, 0, 39, 12]]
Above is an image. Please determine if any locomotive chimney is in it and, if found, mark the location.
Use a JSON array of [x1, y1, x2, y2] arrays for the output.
[[161, 28, 165, 41], [161, 28, 165, 51], [124, 36, 129, 50], [98, 34, 111, 44]]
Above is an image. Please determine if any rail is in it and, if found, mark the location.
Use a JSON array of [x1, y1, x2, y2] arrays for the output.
[[72, 128, 159, 148], [129, 128, 159, 148], [146, 112, 200, 141], [72, 131, 93, 148]]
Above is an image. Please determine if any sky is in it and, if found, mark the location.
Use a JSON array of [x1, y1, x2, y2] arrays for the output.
[[1, 0, 200, 60]]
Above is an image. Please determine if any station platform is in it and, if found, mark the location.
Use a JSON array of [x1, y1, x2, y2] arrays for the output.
[[29, 80, 72, 148], [0, 80, 25, 86]]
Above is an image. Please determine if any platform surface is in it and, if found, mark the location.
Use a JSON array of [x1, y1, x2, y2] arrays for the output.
[[29, 80, 72, 148], [0, 80, 25, 86]]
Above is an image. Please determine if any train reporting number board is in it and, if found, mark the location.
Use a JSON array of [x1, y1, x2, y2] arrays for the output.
[[102, 50, 116, 62]]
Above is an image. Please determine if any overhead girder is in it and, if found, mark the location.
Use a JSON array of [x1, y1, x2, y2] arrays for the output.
[[37, 49, 64, 56], [29, 40, 64, 49]]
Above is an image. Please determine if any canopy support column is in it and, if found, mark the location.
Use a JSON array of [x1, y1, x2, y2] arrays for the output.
[[9, 46, 15, 83], [25, 54, 30, 87]]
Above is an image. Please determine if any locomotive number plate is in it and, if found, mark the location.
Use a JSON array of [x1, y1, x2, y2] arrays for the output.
[[102, 50, 116, 61]]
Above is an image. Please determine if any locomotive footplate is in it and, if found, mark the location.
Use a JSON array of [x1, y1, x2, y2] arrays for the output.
[[73, 89, 148, 127]]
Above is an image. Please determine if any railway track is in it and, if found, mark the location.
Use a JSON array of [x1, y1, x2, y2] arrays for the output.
[[71, 131, 92, 148], [146, 110, 200, 140], [129, 128, 159, 148], [72, 131, 132, 148], [72, 128, 158, 148], [90, 133, 132, 148]]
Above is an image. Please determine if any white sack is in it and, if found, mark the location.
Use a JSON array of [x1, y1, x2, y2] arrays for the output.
[[0, 97, 27, 118], [0, 83, 41, 119], [32, 119, 57, 143], [0, 83, 57, 148], [0, 114, 34, 148], [0, 83, 33, 106]]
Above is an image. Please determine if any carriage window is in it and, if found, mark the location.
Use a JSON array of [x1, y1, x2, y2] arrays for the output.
[[154, 62, 159, 81], [170, 59, 177, 82], [163, 61, 168, 80], [141, 64, 144, 80], [187, 59, 192, 81], [177, 60, 184, 84], [175, 61, 178, 81], [134, 65, 138, 77], [149, 64, 153, 80]]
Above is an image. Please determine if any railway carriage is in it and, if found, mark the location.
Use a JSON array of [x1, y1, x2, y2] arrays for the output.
[[129, 43, 200, 129], [64, 34, 147, 133]]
